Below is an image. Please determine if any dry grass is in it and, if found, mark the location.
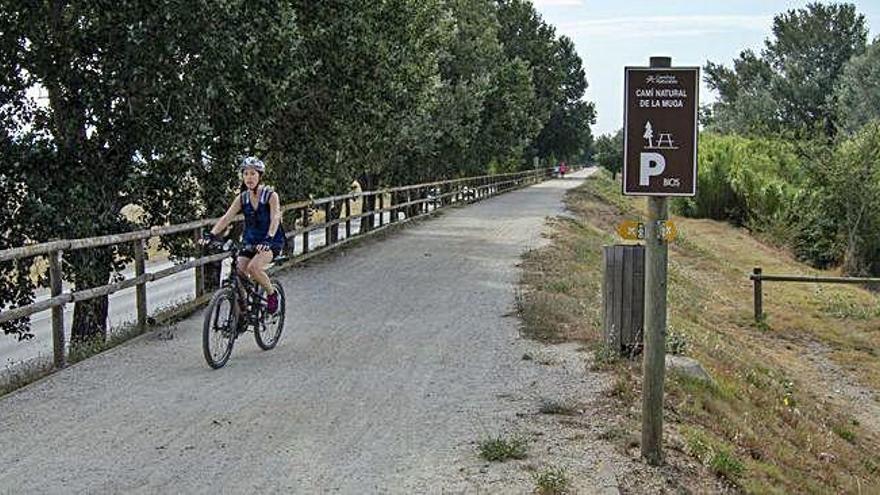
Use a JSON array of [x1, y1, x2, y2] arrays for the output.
[[518, 170, 880, 493]]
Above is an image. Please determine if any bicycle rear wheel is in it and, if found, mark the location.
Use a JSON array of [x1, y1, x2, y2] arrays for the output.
[[203, 288, 237, 369], [255, 280, 285, 350]]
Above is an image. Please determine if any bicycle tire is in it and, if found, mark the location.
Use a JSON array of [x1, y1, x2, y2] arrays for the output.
[[203, 288, 237, 369], [255, 280, 285, 350]]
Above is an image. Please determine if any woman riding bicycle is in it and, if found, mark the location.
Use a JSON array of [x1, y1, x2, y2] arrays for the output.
[[203, 156, 285, 314]]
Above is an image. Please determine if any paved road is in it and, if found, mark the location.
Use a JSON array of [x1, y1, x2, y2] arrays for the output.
[[0, 170, 593, 493]]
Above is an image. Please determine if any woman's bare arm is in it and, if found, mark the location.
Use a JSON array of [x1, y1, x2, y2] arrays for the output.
[[267, 191, 282, 238], [210, 195, 242, 236]]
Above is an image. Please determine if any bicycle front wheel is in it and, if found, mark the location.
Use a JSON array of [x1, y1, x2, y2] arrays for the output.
[[203, 288, 237, 369], [255, 280, 285, 350]]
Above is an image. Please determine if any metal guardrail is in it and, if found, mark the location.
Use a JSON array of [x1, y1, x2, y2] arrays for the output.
[[749, 266, 880, 321], [0, 168, 553, 367]]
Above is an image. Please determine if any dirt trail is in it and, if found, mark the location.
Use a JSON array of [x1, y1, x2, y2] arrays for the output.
[[0, 170, 624, 494]]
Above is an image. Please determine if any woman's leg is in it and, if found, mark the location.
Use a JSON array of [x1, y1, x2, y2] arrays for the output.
[[245, 251, 275, 294], [246, 251, 279, 313]]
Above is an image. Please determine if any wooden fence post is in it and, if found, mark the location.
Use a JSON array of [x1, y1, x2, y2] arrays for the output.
[[193, 228, 205, 298], [48, 249, 65, 368], [753, 267, 763, 322], [324, 202, 332, 247], [302, 207, 310, 254], [345, 198, 351, 239], [134, 240, 147, 330]]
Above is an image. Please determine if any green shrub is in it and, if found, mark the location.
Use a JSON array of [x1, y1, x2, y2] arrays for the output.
[[673, 133, 799, 232], [478, 435, 528, 461], [533, 467, 570, 494], [827, 121, 880, 276]]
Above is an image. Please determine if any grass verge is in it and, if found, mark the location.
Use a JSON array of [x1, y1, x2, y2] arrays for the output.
[[517, 170, 880, 493]]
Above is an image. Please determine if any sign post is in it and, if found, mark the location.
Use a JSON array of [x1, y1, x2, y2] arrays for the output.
[[623, 56, 698, 465]]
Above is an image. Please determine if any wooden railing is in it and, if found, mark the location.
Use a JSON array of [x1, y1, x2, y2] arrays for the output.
[[750, 266, 880, 322], [0, 168, 552, 367]]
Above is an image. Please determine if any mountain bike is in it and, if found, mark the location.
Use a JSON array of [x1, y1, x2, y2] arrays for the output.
[[201, 238, 286, 369]]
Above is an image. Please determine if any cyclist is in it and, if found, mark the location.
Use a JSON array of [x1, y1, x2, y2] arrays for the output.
[[203, 156, 285, 314]]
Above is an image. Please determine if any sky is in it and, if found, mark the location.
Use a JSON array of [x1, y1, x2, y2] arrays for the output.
[[531, 0, 880, 136]]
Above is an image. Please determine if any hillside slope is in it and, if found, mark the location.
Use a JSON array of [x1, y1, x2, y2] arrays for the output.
[[518, 171, 880, 493]]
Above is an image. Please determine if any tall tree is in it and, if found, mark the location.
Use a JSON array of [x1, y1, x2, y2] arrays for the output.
[[495, 1, 592, 164], [704, 50, 779, 135], [765, 2, 866, 137], [834, 38, 880, 136], [593, 129, 623, 180], [705, 2, 867, 138], [533, 36, 595, 162]]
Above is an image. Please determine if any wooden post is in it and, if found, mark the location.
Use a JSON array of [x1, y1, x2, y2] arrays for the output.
[[302, 207, 310, 254], [193, 228, 205, 298], [345, 198, 351, 239], [380, 194, 386, 225], [324, 202, 332, 247], [642, 197, 668, 465], [48, 249, 65, 368], [641, 55, 672, 467], [134, 240, 147, 330], [753, 267, 763, 322]]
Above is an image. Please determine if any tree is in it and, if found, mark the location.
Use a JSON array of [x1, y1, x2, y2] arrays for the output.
[[533, 36, 595, 162], [704, 2, 867, 138], [394, 0, 505, 183], [325, 0, 448, 232], [834, 38, 880, 135], [593, 130, 623, 180], [827, 121, 880, 276], [765, 2, 867, 137], [704, 50, 780, 135]]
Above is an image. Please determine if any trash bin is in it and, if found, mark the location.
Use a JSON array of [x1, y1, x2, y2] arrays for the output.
[[602, 244, 645, 356]]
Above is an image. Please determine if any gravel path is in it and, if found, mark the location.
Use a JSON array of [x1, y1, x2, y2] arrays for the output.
[[0, 169, 610, 494]]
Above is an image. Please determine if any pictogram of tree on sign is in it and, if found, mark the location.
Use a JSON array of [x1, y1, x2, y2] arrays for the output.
[[644, 121, 654, 148]]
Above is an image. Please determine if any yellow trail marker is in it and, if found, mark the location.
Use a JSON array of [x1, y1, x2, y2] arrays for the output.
[[617, 220, 645, 240], [616, 220, 676, 241], [659, 220, 677, 241]]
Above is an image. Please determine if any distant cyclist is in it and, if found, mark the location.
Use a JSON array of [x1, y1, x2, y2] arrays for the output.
[[203, 156, 285, 314]]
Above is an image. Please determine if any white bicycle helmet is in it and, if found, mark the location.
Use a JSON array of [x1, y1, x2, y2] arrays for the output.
[[239, 156, 266, 173]]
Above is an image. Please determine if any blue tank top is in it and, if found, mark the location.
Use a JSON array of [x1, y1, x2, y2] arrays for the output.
[[241, 186, 285, 248]]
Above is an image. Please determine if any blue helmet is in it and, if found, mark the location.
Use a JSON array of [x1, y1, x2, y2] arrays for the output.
[[239, 156, 265, 173]]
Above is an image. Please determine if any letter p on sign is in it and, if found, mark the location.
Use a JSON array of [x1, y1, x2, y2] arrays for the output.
[[639, 152, 666, 186]]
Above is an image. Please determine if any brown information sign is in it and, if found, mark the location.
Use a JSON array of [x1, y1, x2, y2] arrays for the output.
[[623, 67, 699, 196]]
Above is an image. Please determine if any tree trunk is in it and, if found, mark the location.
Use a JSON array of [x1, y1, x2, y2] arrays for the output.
[[69, 248, 112, 347], [328, 202, 341, 243], [359, 173, 378, 233]]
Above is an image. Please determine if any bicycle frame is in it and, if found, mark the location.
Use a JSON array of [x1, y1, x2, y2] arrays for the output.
[[214, 241, 270, 335]]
